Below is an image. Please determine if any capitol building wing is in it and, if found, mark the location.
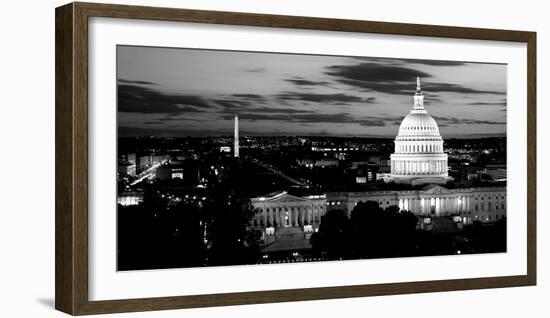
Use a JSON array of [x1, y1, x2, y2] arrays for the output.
[[388, 77, 453, 185]]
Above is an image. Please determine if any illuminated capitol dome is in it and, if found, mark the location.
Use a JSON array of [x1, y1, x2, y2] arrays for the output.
[[388, 77, 453, 185]]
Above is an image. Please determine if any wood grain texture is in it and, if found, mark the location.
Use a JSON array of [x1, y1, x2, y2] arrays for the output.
[[73, 2, 90, 314], [55, 2, 537, 315], [526, 33, 537, 286], [55, 3, 75, 314]]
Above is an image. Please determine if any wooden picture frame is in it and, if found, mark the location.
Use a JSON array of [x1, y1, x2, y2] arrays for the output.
[[55, 2, 536, 315]]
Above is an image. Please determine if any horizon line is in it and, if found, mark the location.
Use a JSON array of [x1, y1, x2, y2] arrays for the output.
[[119, 134, 507, 139]]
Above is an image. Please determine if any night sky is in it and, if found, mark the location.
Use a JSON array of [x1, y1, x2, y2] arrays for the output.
[[117, 45, 507, 138]]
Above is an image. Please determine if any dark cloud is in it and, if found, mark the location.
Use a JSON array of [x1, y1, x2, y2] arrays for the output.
[[118, 79, 156, 85], [426, 83, 505, 95], [334, 79, 504, 96], [325, 62, 430, 95], [213, 97, 316, 115], [400, 59, 467, 66], [349, 57, 467, 66], [246, 107, 314, 114], [231, 94, 266, 100], [285, 77, 331, 86], [213, 99, 251, 110], [468, 101, 507, 106], [158, 116, 204, 122], [359, 119, 386, 127], [118, 84, 212, 114], [423, 96, 443, 105], [334, 80, 415, 95], [276, 92, 373, 104], [326, 62, 504, 95], [432, 115, 505, 125], [326, 62, 431, 84]]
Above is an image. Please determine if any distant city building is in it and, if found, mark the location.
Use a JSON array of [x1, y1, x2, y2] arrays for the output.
[[296, 158, 338, 168], [377, 172, 392, 180], [120, 153, 136, 165], [352, 165, 376, 184], [152, 154, 170, 165], [250, 191, 327, 229], [219, 146, 231, 153], [155, 160, 200, 184], [388, 78, 453, 185], [118, 161, 136, 177], [117, 191, 143, 206], [137, 154, 152, 172], [355, 176, 367, 184], [483, 164, 507, 181], [311, 146, 359, 152]]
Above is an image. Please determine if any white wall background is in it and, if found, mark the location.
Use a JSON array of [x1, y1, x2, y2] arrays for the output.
[[0, 0, 547, 316]]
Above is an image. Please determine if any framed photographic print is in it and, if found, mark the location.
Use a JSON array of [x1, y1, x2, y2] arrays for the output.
[[55, 2, 537, 315]]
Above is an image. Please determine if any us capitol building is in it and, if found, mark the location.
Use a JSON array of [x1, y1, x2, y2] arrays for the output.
[[387, 77, 453, 185], [249, 78, 506, 252]]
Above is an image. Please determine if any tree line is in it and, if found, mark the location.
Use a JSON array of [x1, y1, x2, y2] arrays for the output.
[[310, 201, 419, 260]]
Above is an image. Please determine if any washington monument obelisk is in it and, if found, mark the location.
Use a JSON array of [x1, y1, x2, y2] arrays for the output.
[[234, 115, 239, 158]]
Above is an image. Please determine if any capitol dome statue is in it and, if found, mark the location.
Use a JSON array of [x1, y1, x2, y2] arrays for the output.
[[388, 77, 453, 185]]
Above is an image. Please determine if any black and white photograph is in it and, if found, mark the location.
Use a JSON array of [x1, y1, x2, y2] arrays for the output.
[[116, 45, 507, 271]]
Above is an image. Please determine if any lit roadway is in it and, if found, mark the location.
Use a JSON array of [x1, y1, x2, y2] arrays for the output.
[[249, 158, 307, 187], [130, 161, 167, 186]]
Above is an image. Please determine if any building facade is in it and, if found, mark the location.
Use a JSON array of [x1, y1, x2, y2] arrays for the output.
[[388, 78, 453, 185], [326, 184, 506, 224], [250, 184, 506, 232], [250, 192, 327, 229]]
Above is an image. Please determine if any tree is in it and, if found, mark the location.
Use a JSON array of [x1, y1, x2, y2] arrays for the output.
[[117, 196, 208, 270], [350, 201, 418, 258], [202, 160, 262, 266], [117, 159, 263, 270], [167, 201, 207, 267], [310, 209, 352, 259], [349, 201, 384, 257]]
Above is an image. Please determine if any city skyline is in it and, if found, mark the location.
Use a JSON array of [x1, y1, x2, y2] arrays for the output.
[[118, 45, 507, 138]]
